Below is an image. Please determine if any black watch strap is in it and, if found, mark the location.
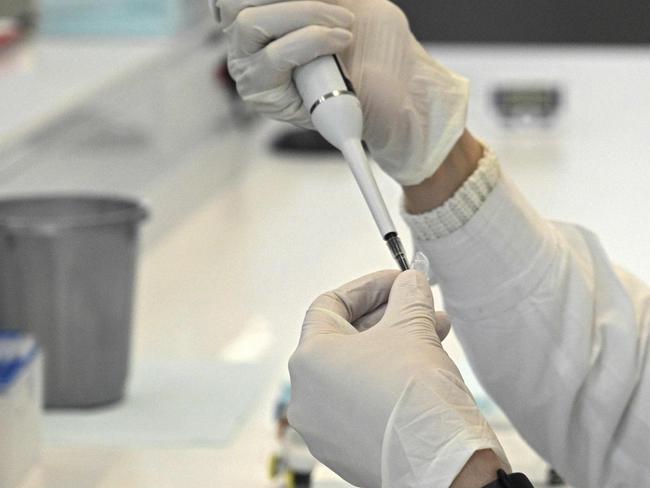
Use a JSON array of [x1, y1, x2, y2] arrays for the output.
[[481, 469, 535, 487]]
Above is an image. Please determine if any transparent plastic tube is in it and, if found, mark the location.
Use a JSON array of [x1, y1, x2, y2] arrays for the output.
[[411, 251, 431, 283]]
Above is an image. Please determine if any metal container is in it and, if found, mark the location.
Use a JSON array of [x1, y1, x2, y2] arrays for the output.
[[0, 196, 148, 408]]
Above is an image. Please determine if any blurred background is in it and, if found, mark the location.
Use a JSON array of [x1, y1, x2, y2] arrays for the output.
[[0, 1, 648, 487]]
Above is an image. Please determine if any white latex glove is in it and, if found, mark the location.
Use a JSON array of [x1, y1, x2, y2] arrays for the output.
[[217, 0, 469, 185], [288, 270, 509, 488]]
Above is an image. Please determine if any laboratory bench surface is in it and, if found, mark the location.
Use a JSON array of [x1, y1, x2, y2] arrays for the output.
[[10, 44, 650, 487]]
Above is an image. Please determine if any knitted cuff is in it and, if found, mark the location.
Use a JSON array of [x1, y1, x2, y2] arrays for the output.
[[401, 147, 501, 241]]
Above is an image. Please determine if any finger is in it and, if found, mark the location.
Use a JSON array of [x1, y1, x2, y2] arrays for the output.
[[381, 270, 436, 328], [227, 2, 354, 57], [301, 270, 399, 341], [434, 311, 451, 341], [300, 304, 358, 343], [219, 0, 288, 28], [355, 306, 450, 338], [227, 25, 352, 118], [353, 303, 386, 332], [309, 270, 399, 323], [236, 79, 314, 127], [264, 24, 352, 72]]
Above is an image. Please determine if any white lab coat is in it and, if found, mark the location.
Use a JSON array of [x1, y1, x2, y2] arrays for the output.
[[412, 174, 650, 487]]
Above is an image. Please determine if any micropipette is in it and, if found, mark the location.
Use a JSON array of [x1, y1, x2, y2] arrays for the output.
[[207, 0, 408, 270], [293, 56, 409, 271]]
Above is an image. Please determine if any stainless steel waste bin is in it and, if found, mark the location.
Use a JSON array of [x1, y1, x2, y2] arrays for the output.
[[0, 196, 148, 408]]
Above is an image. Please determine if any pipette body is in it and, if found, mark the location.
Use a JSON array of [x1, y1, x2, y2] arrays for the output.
[[293, 57, 409, 271], [206, 2, 407, 268]]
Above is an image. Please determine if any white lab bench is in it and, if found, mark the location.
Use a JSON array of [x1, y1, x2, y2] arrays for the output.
[[2, 39, 649, 487]]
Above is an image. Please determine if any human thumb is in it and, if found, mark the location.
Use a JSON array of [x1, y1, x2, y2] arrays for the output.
[[300, 270, 399, 344], [380, 270, 437, 332], [434, 311, 452, 341], [299, 291, 359, 344]]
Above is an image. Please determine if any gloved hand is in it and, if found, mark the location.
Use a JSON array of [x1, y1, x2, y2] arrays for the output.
[[288, 270, 509, 487], [217, 0, 469, 186]]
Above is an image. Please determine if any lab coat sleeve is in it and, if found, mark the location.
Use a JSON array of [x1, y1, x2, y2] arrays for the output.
[[403, 164, 650, 487]]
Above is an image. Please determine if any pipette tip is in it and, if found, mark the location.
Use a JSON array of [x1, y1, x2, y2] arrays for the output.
[[385, 233, 409, 271]]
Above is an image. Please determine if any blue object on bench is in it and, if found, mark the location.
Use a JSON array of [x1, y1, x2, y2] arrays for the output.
[[0, 332, 38, 394]]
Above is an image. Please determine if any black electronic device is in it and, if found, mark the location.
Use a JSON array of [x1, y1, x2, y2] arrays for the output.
[[392, 0, 650, 44]]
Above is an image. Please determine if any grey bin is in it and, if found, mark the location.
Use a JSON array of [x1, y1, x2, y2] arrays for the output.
[[0, 196, 148, 408]]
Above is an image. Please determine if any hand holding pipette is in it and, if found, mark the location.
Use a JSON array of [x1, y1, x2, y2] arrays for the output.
[[216, 0, 469, 267]]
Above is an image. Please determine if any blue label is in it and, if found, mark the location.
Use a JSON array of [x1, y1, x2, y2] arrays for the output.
[[0, 332, 38, 393]]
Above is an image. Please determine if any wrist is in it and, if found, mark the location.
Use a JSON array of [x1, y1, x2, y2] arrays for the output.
[[450, 449, 509, 488], [403, 130, 483, 214]]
